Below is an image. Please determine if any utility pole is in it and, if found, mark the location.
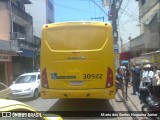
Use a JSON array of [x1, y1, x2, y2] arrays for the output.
[[105, 0, 122, 45], [112, 0, 118, 45], [9, 0, 13, 40], [109, 0, 122, 45]]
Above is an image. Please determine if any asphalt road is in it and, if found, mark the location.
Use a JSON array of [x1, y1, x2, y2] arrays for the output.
[[19, 96, 134, 120], [18, 97, 58, 111]]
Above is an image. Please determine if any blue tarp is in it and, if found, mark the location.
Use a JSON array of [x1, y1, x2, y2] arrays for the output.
[[20, 48, 36, 58], [121, 60, 128, 65]]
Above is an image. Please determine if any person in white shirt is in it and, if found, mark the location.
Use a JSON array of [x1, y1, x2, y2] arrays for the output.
[[152, 65, 160, 99], [142, 66, 148, 80], [141, 64, 153, 91], [142, 64, 154, 86]]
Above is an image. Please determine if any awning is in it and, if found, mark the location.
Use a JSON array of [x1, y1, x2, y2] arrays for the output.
[[120, 52, 133, 60], [121, 60, 128, 65], [20, 48, 36, 58], [16, 0, 32, 4], [141, 59, 150, 63]]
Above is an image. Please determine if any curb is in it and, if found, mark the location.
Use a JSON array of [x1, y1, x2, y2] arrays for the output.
[[117, 91, 146, 120]]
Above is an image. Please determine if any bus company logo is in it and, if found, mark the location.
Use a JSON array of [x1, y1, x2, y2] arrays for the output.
[[51, 73, 76, 79], [51, 73, 58, 79]]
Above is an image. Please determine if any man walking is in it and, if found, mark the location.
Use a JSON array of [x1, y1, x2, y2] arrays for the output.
[[134, 64, 141, 95], [131, 64, 141, 95], [131, 64, 136, 95]]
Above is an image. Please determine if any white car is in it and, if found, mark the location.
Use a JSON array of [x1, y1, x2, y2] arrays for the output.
[[10, 72, 40, 99]]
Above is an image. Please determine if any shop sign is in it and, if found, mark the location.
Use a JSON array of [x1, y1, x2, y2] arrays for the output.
[[114, 45, 119, 53], [0, 54, 11, 62]]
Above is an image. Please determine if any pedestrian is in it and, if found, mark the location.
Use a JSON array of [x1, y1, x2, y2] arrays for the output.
[[131, 64, 136, 95], [132, 64, 141, 95], [152, 65, 160, 99], [140, 65, 147, 88], [125, 68, 131, 87], [142, 65, 147, 79], [143, 64, 153, 92], [115, 68, 125, 102], [120, 66, 126, 77], [149, 65, 154, 94]]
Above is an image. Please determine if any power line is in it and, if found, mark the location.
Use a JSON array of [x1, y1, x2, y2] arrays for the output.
[[118, 8, 140, 27], [118, 13, 140, 28], [130, 3, 139, 14], [54, 3, 95, 14], [88, 0, 92, 19], [118, 0, 129, 20], [118, 0, 140, 27], [33, 0, 108, 19], [118, 0, 140, 26], [121, 27, 139, 35], [93, 0, 97, 17], [124, 0, 135, 12], [119, 8, 139, 20], [90, 0, 108, 21], [118, 0, 128, 12], [130, 7, 139, 18], [119, 8, 159, 28], [54, 1, 108, 17], [90, 0, 108, 16], [119, 19, 138, 28]]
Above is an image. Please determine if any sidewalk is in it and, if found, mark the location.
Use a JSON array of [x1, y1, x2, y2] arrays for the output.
[[124, 85, 142, 111], [117, 85, 150, 120]]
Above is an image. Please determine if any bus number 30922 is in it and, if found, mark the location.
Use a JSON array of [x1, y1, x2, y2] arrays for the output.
[[83, 74, 103, 79]]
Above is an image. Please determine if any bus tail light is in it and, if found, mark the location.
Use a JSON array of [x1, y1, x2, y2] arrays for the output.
[[42, 68, 49, 88], [106, 67, 113, 88]]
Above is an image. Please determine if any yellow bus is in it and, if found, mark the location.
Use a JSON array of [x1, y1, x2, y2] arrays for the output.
[[40, 21, 116, 99]]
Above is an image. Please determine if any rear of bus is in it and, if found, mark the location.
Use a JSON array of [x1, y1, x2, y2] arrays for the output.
[[40, 21, 116, 99]]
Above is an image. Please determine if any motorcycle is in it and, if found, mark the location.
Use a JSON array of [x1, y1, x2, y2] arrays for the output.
[[139, 86, 160, 120]]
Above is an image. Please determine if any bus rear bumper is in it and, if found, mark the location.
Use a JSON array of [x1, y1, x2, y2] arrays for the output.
[[41, 88, 115, 99]]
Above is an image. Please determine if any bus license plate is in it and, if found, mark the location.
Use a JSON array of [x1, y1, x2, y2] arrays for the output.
[[70, 81, 83, 86]]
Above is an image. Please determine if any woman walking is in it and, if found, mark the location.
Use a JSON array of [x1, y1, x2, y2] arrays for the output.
[[115, 68, 125, 102]]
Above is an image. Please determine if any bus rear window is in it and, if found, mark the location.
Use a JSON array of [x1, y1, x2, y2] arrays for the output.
[[45, 26, 108, 51]]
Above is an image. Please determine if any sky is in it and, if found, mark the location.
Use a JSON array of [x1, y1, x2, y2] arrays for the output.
[[54, 0, 140, 44], [54, 0, 108, 22], [118, 0, 140, 44]]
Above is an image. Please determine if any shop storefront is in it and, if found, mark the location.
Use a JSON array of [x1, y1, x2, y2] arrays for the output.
[[12, 48, 36, 80], [130, 51, 160, 66], [0, 53, 13, 86]]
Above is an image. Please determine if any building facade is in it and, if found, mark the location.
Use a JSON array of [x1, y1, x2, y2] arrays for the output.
[[25, 0, 54, 38], [0, 0, 40, 85], [122, 0, 160, 62], [130, 0, 160, 57]]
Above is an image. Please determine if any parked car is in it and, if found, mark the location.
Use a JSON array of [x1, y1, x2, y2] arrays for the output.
[[0, 99, 62, 120], [0, 82, 12, 99], [9, 72, 40, 99]]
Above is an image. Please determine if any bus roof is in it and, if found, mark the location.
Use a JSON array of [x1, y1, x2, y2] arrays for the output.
[[42, 21, 112, 28]]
